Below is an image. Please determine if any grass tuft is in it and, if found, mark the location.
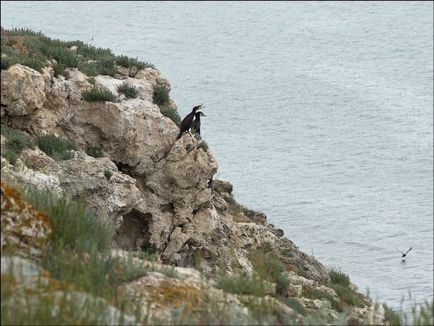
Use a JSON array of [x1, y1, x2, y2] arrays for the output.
[[82, 87, 117, 102], [53, 62, 66, 77], [383, 303, 401, 326], [197, 140, 209, 152], [217, 274, 265, 297], [37, 134, 76, 160], [2, 150, 17, 165], [153, 84, 170, 106], [117, 83, 139, 99], [329, 268, 350, 288], [285, 298, 307, 316], [104, 170, 113, 181], [1, 124, 34, 154], [20, 56, 45, 72], [160, 105, 181, 127], [21, 186, 113, 255], [248, 245, 290, 297], [85, 145, 104, 158], [1, 57, 15, 70], [115, 55, 154, 70]]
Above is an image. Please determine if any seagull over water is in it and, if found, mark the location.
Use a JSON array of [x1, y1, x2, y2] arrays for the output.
[[396, 247, 413, 262]]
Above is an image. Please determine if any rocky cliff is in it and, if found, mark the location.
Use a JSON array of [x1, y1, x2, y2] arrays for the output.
[[1, 30, 392, 325]]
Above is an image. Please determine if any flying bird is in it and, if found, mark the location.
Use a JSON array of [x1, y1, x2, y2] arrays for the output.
[[177, 104, 204, 140], [396, 247, 412, 262]]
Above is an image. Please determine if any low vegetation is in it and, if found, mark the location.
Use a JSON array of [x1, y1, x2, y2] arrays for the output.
[[2, 150, 17, 165], [82, 86, 117, 102], [248, 245, 290, 297], [152, 83, 170, 106], [104, 169, 113, 181], [1, 185, 149, 325], [0, 125, 35, 165], [1, 124, 34, 154], [115, 55, 153, 70], [326, 268, 365, 311], [85, 145, 104, 158], [37, 134, 76, 160], [1, 27, 153, 76], [160, 105, 181, 127], [197, 140, 209, 152], [217, 274, 265, 297], [117, 82, 139, 99], [383, 303, 401, 326]]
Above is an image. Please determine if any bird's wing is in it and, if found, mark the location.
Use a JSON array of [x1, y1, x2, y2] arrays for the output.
[[405, 247, 413, 255], [395, 248, 404, 255]]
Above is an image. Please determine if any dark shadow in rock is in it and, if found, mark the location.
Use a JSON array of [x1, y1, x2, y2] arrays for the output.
[[114, 209, 152, 251]]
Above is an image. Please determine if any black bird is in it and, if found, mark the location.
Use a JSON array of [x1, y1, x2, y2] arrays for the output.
[[177, 104, 204, 140], [396, 247, 413, 262], [191, 111, 206, 136]]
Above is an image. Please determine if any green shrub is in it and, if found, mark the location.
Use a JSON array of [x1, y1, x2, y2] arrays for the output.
[[37, 134, 76, 160], [82, 87, 117, 102], [275, 273, 290, 296], [160, 106, 181, 127], [53, 62, 66, 77], [115, 55, 154, 70], [76, 42, 114, 60], [95, 58, 117, 76], [197, 140, 209, 152], [2, 150, 17, 165], [104, 169, 113, 181], [7, 28, 43, 37], [46, 46, 78, 68], [151, 266, 179, 279], [217, 274, 265, 297], [1, 57, 14, 70], [285, 298, 307, 316], [383, 303, 401, 326], [153, 84, 170, 106], [331, 284, 364, 307], [86, 145, 104, 158], [2, 28, 155, 79], [78, 61, 99, 76], [0, 125, 34, 153], [20, 56, 44, 72], [193, 251, 203, 269], [20, 186, 147, 301], [117, 83, 139, 99], [24, 188, 112, 254], [329, 268, 350, 288]]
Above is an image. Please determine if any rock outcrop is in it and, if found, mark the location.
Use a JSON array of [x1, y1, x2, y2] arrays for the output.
[[1, 58, 388, 325]]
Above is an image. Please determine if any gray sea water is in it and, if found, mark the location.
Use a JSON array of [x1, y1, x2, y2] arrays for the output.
[[2, 1, 433, 312]]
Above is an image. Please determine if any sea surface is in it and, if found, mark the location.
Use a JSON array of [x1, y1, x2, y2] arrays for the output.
[[2, 1, 433, 312]]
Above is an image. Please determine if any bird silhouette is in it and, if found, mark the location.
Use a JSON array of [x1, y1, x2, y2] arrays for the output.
[[191, 111, 206, 137], [396, 247, 412, 262], [177, 104, 204, 140]]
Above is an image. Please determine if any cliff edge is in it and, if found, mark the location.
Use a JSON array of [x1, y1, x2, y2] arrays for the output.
[[1, 29, 393, 325]]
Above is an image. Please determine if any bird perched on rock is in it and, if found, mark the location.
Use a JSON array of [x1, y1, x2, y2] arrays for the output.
[[396, 247, 412, 262], [177, 104, 204, 140], [191, 111, 206, 136]]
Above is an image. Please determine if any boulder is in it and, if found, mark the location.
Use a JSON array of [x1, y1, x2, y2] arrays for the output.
[[1, 64, 46, 116]]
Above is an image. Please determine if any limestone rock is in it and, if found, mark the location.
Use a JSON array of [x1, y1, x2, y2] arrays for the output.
[[0, 183, 52, 257], [48, 155, 142, 223], [1, 64, 46, 116], [1, 256, 137, 325]]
